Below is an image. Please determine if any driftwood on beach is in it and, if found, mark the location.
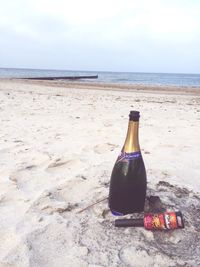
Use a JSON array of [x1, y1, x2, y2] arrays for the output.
[[21, 75, 98, 81]]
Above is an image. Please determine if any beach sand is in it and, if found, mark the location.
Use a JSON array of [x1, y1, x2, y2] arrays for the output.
[[0, 79, 200, 267]]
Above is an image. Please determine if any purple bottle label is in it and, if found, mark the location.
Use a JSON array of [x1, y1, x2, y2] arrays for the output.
[[117, 151, 141, 163], [111, 210, 124, 216]]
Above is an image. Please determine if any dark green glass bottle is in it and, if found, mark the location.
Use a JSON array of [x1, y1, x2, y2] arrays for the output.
[[109, 111, 147, 215]]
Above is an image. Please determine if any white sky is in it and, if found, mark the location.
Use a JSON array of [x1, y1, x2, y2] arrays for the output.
[[0, 0, 200, 73]]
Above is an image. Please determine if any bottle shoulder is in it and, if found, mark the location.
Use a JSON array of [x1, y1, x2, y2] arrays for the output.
[[112, 156, 146, 177]]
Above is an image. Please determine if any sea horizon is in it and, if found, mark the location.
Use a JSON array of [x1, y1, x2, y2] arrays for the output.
[[1, 67, 200, 87], [1, 66, 200, 75]]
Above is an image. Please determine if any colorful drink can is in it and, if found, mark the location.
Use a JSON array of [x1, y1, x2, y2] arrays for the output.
[[144, 211, 184, 230]]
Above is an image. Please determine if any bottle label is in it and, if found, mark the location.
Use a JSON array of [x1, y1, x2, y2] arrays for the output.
[[111, 210, 124, 216], [144, 212, 183, 230], [117, 151, 141, 163]]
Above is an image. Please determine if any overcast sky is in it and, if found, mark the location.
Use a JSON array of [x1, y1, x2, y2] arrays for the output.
[[0, 0, 199, 73]]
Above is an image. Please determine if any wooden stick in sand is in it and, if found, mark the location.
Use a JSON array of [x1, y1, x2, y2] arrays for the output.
[[77, 196, 108, 214]]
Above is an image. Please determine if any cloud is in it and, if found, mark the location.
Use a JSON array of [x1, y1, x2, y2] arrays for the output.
[[1, 0, 200, 44], [0, 0, 199, 72]]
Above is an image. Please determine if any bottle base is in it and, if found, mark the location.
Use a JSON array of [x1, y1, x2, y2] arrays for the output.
[[111, 210, 124, 216], [110, 207, 145, 216]]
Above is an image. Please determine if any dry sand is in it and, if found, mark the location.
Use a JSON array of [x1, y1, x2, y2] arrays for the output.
[[0, 79, 200, 267]]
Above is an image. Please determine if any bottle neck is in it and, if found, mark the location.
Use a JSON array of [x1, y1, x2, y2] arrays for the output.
[[122, 120, 140, 153]]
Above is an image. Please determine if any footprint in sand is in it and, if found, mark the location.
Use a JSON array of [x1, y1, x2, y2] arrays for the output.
[[119, 246, 173, 267], [46, 158, 83, 172], [28, 177, 94, 215], [93, 143, 118, 154], [103, 122, 113, 127]]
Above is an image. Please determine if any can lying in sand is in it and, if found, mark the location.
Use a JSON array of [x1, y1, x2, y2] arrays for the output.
[[115, 211, 184, 230]]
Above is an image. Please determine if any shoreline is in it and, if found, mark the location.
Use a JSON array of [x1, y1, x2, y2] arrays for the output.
[[1, 78, 200, 96]]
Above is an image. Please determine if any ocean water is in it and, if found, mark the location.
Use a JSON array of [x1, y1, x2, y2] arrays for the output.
[[0, 68, 200, 87]]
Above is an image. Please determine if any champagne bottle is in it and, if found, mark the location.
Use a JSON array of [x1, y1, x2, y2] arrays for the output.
[[109, 111, 147, 215]]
